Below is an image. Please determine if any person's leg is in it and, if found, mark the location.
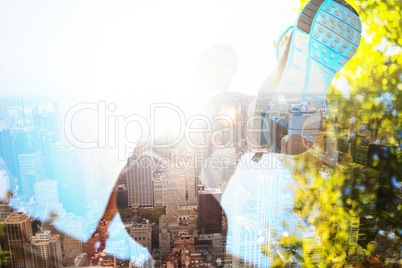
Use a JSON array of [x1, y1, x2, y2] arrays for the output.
[[251, 29, 293, 162], [259, 0, 361, 156]]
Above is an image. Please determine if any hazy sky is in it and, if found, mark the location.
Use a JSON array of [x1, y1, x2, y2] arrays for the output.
[[0, 0, 299, 100]]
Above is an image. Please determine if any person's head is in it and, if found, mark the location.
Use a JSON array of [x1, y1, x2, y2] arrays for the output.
[[197, 44, 237, 92]]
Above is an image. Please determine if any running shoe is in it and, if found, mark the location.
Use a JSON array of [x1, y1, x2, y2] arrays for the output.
[[263, 0, 361, 155]]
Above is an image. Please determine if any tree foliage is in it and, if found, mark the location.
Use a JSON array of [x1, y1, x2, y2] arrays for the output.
[[140, 207, 166, 225], [270, 0, 402, 266]]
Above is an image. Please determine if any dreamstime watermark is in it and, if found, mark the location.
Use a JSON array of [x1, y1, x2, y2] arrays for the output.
[[64, 101, 269, 160]]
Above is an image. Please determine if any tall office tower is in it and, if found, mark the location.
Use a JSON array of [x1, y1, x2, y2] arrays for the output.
[[164, 163, 197, 207], [355, 145, 369, 166], [62, 216, 84, 266], [379, 155, 402, 236], [165, 165, 186, 206], [116, 184, 128, 209], [352, 166, 380, 218], [197, 188, 222, 235], [158, 215, 170, 258], [336, 208, 360, 266], [349, 134, 368, 163], [153, 172, 164, 207], [12, 128, 42, 161], [336, 163, 356, 208], [221, 153, 297, 267], [257, 170, 286, 231], [254, 167, 295, 267], [34, 180, 60, 210], [26, 229, 63, 268], [201, 147, 236, 192], [12, 128, 40, 153], [13, 128, 44, 197], [126, 152, 159, 208], [0, 129, 17, 177], [33, 113, 57, 132], [184, 155, 197, 207], [5, 211, 33, 268], [18, 151, 43, 197], [368, 144, 399, 227], [353, 165, 380, 246], [46, 144, 87, 215], [323, 132, 337, 155]]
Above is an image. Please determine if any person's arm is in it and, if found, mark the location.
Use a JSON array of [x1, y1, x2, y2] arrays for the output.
[[84, 142, 151, 261]]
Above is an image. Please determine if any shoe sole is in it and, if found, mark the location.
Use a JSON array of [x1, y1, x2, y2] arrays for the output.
[[264, 0, 361, 154]]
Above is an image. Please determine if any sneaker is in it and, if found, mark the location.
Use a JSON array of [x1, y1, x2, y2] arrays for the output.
[[263, 0, 361, 155]]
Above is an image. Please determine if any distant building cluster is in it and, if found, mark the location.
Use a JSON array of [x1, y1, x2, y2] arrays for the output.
[[0, 91, 400, 267]]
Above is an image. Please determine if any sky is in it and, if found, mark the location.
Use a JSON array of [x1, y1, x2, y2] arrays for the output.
[[0, 0, 299, 101]]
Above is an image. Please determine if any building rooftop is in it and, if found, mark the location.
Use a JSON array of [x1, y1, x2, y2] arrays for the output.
[[5, 211, 30, 223]]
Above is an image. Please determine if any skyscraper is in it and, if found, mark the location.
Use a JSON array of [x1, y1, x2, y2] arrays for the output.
[[18, 151, 43, 197], [336, 208, 360, 265], [0, 129, 17, 177], [158, 215, 170, 258], [34, 180, 61, 214], [197, 188, 222, 235], [62, 216, 84, 266], [26, 229, 63, 268], [126, 152, 163, 208], [5, 211, 33, 268]]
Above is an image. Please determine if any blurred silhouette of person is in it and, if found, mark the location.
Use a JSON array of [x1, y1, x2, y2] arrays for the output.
[[84, 29, 295, 265]]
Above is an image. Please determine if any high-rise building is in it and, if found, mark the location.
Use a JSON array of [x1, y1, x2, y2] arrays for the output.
[[336, 208, 360, 265], [153, 172, 164, 207], [34, 180, 60, 211], [18, 152, 43, 197], [352, 166, 380, 218], [116, 184, 128, 209], [356, 145, 369, 166], [62, 216, 84, 266], [5, 211, 33, 268], [165, 166, 186, 206], [197, 188, 222, 235], [0, 129, 17, 177], [126, 153, 157, 208], [221, 153, 298, 267], [160, 151, 198, 207], [200, 148, 236, 192], [26, 229, 63, 268], [46, 144, 87, 215], [12, 128, 41, 156], [158, 215, 170, 258]]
